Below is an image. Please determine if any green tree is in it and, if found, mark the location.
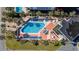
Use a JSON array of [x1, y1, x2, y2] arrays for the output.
[[20, 12, 26, 17], [2, 11, 7, 16], [33, 40, 39, 46], [1, 17, 6, 22], [54, 40, 60, 46], [1, 24, 5, 28], [7, 17, 13, 22], [1, 28, 5, 34], [43, 40, 49, 46]]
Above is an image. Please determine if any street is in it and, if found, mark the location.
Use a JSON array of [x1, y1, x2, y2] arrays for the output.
[[0, 7, 6, 51], [58, 42, 78, 51]]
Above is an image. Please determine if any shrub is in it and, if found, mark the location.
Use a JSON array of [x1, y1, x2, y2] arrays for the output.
[[43, 40, 49, 46], [54, 41, 60, 46], [33, 40, 39, 46]]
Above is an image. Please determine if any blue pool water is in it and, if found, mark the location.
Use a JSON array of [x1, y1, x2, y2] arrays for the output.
[[16, 7, 22, 13], [22, 22, 45, 33]]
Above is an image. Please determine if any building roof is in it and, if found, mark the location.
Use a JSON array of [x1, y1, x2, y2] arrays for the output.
[[29, 7, 55, 10]]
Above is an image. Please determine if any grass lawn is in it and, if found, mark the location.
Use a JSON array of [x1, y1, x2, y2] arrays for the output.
[[5, 32, 61, 51]]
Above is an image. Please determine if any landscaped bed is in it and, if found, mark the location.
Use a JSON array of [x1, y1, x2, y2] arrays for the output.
[[5, 31, 61, 50]]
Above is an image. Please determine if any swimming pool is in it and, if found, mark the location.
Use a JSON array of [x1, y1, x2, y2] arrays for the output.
[[16, 7, 22, 13], [21, 22, 45, 33]]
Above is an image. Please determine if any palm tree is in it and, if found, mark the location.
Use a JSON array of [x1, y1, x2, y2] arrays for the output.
[[60, 11, 64, 17], [29, 12, 32, 16], [30, 11, 36, 17], [69, 11, 76, 17], [5, 7, 14, 12], [48, 11, 53, 16], [36, 11, 42, 16], [54, 10, 60, 17], [64, 12, 68, 17]]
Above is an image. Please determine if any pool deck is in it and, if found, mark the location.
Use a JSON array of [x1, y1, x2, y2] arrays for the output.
[[17, 16, 62, 41]]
